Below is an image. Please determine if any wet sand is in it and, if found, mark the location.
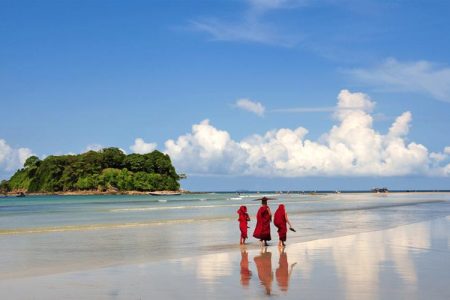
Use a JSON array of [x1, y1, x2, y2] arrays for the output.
[[1, 216, 449, 299]]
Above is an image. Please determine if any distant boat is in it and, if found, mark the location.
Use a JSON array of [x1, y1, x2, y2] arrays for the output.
[[149, 191, 181, 196], [371, 187, 389, 193]]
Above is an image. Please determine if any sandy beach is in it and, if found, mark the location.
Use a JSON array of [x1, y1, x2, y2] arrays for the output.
[[0, 217, 449, 299], [1, 193, 449, 299]]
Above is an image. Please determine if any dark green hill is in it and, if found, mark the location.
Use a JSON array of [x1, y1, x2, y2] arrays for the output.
[[0, 148, 183, 193]]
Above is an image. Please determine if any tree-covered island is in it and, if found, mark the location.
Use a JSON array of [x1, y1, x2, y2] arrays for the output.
[[0, 148, 185, 194]]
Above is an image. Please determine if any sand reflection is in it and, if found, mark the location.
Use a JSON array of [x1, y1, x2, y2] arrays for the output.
[[285, 221, 433, 299], [253, 247, 273, 295], [275, 248, 297, 292], [239, 246, 297, 295], [240, 247, 252, 287]]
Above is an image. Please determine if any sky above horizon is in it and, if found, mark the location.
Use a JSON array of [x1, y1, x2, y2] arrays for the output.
[[1, 0, 450, 191]]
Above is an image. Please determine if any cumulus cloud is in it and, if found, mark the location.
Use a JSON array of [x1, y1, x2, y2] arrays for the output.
[[130, 138, 157, 154], [235, 98, 266, 116], [164, 90, 450, 177], [445, 147, 450, 155], [165, 120, 247, 174], [0, 139, 34, 171], [347, 58, 450, 102], [430, 152, 446, 162]]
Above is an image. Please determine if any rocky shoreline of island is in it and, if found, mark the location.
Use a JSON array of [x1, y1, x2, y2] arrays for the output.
[[2, 189, 193, 197]]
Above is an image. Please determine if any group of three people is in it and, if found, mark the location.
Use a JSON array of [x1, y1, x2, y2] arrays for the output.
[[237, 197, 293, 247]]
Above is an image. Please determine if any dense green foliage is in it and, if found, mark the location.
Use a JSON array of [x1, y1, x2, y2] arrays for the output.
[[5, 148, 182, 193]]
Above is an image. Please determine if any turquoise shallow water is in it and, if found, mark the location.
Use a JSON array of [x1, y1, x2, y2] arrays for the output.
[[1, 192, 450, 279], [1, 192, 449, 231]]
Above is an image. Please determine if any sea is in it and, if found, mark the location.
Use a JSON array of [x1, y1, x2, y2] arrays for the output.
[[1, 192, 450, 299]]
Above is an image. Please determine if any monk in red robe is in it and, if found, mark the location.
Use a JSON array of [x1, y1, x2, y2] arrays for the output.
[[253, 198, 272, 246], [237, 206, 250, 244], [273, 204, 292, 247]]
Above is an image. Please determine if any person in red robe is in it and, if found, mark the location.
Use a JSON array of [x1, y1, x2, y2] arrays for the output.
[[273, 204, 293, 247], [253, 198, 272, 246], [237, 205, 251, 244]]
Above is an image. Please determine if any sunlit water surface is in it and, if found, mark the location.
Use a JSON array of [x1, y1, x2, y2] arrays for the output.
[[1, 193, 449, 299]]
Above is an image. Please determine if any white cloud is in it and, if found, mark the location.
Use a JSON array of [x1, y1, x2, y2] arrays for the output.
[[189, 0, 303, 46], [130, 138, 157, 154], [84, 145, 127, 155], [249, 0, 306, 11], [272, 106, 335, 113], [347, 58, 450, 102], [85, 144, 103, 152], [333, 89, 375, 120], [388, 111, 411, 136], [445, 147, 450, 155], [435, 146, 450, 176], [0, 139, 34, 171], [164, 90, 450, 177], [430, 152, 446, 162], [165, 120, 247, 174], [189, 19, 296, 47], [443, 164, 450, 176], [235, 98, 266, 116]]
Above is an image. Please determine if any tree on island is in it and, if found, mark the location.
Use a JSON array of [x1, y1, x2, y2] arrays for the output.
[[0, 180, 10, 195], [4, 148, 184, 193]]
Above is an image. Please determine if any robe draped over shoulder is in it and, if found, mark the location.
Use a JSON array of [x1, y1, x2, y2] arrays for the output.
[[274, 205, 287, 241], [253, 205, 271, 241]]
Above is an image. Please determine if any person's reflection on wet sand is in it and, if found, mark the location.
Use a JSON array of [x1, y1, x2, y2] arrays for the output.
[[240, 247, 252, 287], [254, 247, 273, 295], [276, 247, 297, 292]]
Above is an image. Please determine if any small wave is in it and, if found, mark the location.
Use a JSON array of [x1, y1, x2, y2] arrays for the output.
[[0, 216, 233, 236], [229, 197, 242, 200], [158, 200, 167, 203], [110, 203, 261, 213]]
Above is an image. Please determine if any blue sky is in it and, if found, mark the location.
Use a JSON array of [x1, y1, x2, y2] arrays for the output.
[[1, 0, 450, 191]]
